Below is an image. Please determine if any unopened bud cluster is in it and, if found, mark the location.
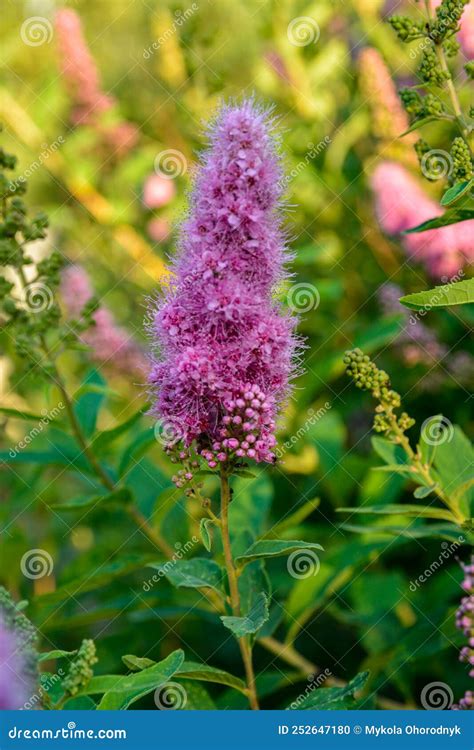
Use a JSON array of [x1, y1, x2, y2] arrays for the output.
[[62, 639, 98, 697], [344, 349, 415, 437]]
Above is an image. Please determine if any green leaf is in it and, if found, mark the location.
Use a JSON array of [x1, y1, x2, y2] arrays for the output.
[[177, 662, 247, 694], [199, 518, 213, 552], [293, 671, 369, 710], [235, 539, 323, 565], [221, 592, 269, 637], [119, 657, 247, 695], [404, 209, 474, 233], [371, 436, 407, 466], [178, 680, 216, 709], [38, 649, 77, 663], [400, 116, 440, 135], [91, 408, 145, 454], [0, 406, 53, 421], [118, 428, 157, 476], [122, 655, 156, 671], [96, 650, 184, 709], [155, 558, 225, 596], [399, 279, 474, 310], [337, 504, 454, 521], [50, 488, 131, 512], [413, 485, 437, 499], [74, 368, 106, 437], [441, 179, 474, 206]]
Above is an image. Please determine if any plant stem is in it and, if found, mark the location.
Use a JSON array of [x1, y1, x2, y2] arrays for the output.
[[220, 469, 259, 710]]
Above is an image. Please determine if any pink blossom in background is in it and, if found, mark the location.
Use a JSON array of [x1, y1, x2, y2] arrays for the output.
[[61, 266, 147, 378], [147, 218, 171, 243], [371, 161, 474, 277], [143, 174, 176, 209], [0, 617, 29, 710], [55, 8, 139, 157], [55, 9, 114, 125], [148, 100, 300, 467]]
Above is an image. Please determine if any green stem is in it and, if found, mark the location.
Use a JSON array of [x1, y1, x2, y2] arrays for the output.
[[220, 469, 259, 710], [423, 0, 470, 143]]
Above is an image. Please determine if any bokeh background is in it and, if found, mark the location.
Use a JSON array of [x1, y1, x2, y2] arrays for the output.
[[1, 0, 473, 709]]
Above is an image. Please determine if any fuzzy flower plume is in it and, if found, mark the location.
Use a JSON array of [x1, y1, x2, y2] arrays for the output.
[[0, 588, 37, 710], [61, 266, 147, 378], [55, 9, 138, 152], [371, 161, 474, 277], [452, 557, 474, 710], [358, 48, 417, 166], [148, 100, 298, 478]]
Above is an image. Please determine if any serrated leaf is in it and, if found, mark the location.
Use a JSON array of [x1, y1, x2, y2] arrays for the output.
[[399, 279, 474, 310], [96, 650, 184, 709], [441, 179, 474, 206], [292, 671, 369, 710], [404, 209, 474, 233], [177, 662, 247, 694], [235, 539, 323, 565], [221, 592, 269, 637], [154, 558, 225, 596]]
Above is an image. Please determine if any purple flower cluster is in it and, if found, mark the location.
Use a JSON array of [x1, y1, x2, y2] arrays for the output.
[[0, 616, 29, 710], [148, 100, 298, 471], [452, 557, 474, 710]]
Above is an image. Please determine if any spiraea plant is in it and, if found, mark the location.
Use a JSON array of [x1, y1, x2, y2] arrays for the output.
[[388, 0, 474, 226], [342, 349, 473, 537]]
